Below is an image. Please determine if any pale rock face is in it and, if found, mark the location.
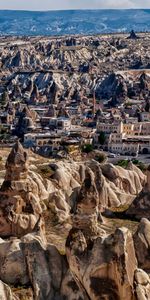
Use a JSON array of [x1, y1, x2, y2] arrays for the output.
[[46, 160, 146, 224], [73, 163, 104, 235], [0, 238, 29, 285], [0, 143, 149, 300], [0, 280, 17, 300], [145, 166, 150, 192], [0, 152, 141, 228], [135, 269, 150, 300], [126, 167, 150, 220], [0, 232, 65, 300], [127, 161, 146, 186], [50, 161, 80, 194], [46, 161, 81, 222], [0, 229, 88, 300], [101, 162, 145, 200], [66, 227, 137, 300], [134, 218, 150, 272], [28, 170, 48, 201], [48, 190, 71, 223]]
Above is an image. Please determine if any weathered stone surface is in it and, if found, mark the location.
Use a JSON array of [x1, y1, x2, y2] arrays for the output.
[[66, 227, 137, 300], [13, 288, 33, 300], [0, 152, 140, 228], [46, 159, 145, 224], [46, 161, 81, 222], [134, 218, 150, 272], [0, 231, 65, 300], [101, 162, 145, 201], [61, 270, 87, 300], [0, 142, 46, 237], [135, 269, 150, 300], [126, 166, 150, 220], [5, 140, 28, 181], [0, 280, 17, 300], [73, 162, 104, 236], [0, 144, 149, 300], [0, 237, 29, 286]]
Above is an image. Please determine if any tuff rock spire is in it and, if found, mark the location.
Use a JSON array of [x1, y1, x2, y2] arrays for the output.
[[5, 140, 28, 181]]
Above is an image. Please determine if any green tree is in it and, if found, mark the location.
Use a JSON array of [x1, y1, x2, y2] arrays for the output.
[[82, 144, 93, 153], [98, 131, 106, 145]]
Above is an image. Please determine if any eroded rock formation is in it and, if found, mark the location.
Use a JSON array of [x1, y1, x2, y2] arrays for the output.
[[0, 141, 46, 237], [66, 227, 137, 300], [134, 218, 150, 272], [47, 160, 146, 223], [0, 143, 150, 299], [73, 164, 103, 236], [126, 165, 150, 220], [135, 269, 150, 300]]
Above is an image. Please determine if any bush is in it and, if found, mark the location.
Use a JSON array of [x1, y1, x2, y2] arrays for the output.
[[82, 144, 93, 153], [117, 159, 129, 168], [95, 152, 107, 163], [131, 159, 139, 164], [117, 159, 147, 172], [132, 159, 147, 171]]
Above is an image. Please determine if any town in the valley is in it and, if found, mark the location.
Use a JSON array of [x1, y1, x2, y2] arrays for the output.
[[0, 30, 150, 165]]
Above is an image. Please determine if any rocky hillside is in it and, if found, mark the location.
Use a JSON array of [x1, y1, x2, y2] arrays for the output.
[[0, 142, 150, 299], [0, 33, 150, 104]]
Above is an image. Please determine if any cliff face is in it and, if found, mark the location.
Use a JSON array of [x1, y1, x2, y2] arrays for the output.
[[0, 143, 150, 300]]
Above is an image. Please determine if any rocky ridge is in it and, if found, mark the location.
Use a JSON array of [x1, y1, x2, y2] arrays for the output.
[[0, 142, 150, 299], [0, 33, 150, 104]]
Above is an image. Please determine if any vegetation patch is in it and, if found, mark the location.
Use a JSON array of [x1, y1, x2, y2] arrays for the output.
[[117, 159, 129, 168], [131, 159, 148, 171], [116, 159, 147, 171], [37, 165, 54, 180], [81, 143, 93, 153]]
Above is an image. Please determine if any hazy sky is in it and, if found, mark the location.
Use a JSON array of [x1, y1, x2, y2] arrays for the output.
[[0, 0, 149, 11]]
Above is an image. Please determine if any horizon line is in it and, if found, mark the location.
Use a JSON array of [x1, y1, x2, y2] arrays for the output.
[[0, 8, 150, 13]]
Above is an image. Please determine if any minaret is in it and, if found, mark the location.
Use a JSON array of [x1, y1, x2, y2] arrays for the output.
[[92, 90, 96, 117]]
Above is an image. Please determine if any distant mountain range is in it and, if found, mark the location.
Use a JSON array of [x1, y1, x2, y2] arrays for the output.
[[0, 9, 150, 36]]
